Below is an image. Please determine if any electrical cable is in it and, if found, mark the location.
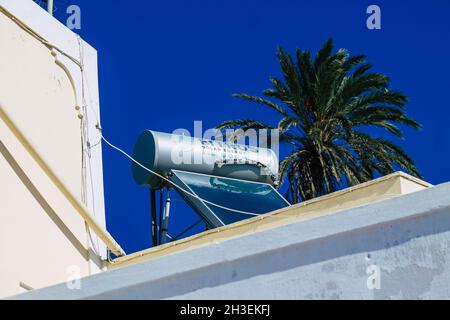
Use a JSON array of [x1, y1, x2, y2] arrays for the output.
[[100, 134, 263, 217], [1, 5, 278, 217]]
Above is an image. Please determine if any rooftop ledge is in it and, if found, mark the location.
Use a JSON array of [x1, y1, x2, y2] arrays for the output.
[[109, 171, 432, 269]]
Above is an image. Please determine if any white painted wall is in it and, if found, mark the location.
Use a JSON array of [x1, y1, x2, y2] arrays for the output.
[[12, 182, 450, 300], [0, 0, 106, 298]]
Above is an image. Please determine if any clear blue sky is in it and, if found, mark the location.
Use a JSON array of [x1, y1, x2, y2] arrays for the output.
[[69, 0, 450, 254]]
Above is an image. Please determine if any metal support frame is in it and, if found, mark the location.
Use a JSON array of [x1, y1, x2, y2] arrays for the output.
[[148, 169, 226, 247], [150, 189, 158, 246], [172, 219, 203, 241], [149, 187, 172, 246], [160, 188, 171, 245], [159, 188, 164, 243]]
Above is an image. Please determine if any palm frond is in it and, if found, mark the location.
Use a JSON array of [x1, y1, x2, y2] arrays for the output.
[[216, 38, 423, 203]]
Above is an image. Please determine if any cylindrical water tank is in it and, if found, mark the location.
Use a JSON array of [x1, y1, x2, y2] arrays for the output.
[[132, 130, 279, 189]]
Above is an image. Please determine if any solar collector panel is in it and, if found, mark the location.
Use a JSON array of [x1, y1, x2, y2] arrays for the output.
[[170, 170, 290, 228]]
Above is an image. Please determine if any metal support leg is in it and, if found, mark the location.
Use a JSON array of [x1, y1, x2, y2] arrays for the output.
[[160, 188, 171, 245], [172, 219, 203, 241], [150, 189, 158, 247], [158, 188, 164, 244]]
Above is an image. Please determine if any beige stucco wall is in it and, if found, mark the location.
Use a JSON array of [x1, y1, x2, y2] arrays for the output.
[[0, 8, 82, 197], [0, 6, 96, 298]]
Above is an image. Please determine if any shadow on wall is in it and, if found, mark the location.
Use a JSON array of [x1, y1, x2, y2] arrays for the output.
[[0, 140, 100, 267]]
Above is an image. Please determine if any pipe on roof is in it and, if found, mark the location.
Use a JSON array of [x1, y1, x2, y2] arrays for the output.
[[0, 104, 125, 257]]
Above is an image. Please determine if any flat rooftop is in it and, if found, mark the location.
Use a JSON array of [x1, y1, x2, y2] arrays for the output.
[[109, 171, 431, 269], [13, 171, 450, 300]]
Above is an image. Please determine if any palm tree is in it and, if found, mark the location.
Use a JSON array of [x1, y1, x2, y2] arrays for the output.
[[216, 38, 422, 203]]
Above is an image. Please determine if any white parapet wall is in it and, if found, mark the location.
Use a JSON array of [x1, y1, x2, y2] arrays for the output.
[[10, 181, 450, 300], [0, 0, 107, 298]]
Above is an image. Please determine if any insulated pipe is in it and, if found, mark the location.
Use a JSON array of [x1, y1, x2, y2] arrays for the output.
[[0, 104, 125, 257]]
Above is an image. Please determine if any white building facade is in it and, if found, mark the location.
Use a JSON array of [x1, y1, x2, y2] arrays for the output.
[[0, 0, 110, 298]]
